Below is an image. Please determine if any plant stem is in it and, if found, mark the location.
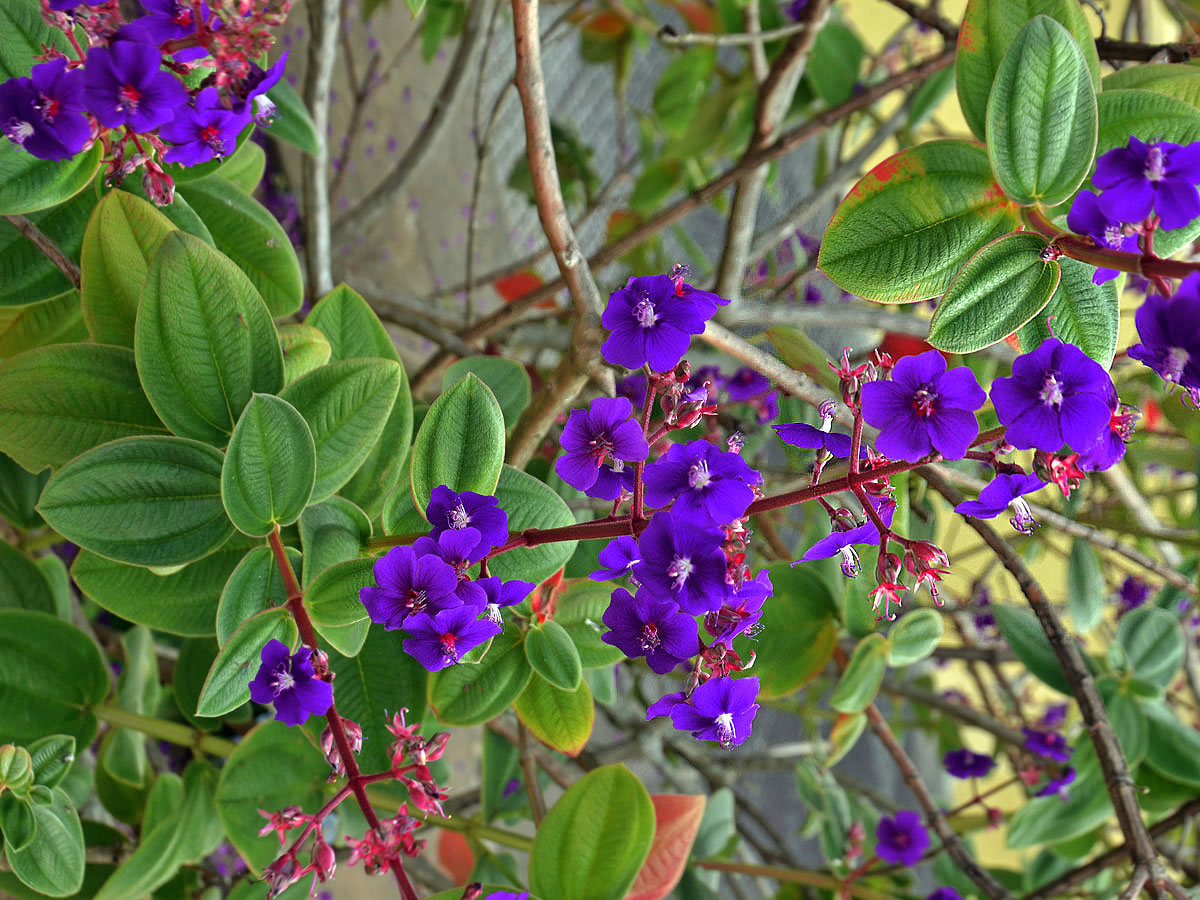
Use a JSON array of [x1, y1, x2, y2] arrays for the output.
[[93, 703, 237, 757]]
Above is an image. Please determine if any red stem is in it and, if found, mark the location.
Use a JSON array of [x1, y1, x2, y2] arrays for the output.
[[630, 375, 658, 525]]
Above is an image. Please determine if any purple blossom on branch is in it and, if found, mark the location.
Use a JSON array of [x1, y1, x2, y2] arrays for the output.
[[928, 890, 964, 900], [359, 545, 460, 630], [0, 59, 90, 161], [1093, 137, 1200, 230], [1127, 283, 1200, 402], [1023, 727, 1074, 762], [1066, 190, 1139, 284], [875, 810, 930, 866], [633, 511, 729, 615], [953, 473, 1046, 535], [642, 440, 762, 526], [248, 640, 333, 727], [83, 38, 189, 132], [601, 587, 699, 674], [943, 748, 996, 779], [589, 535, 640, 581], [160, 87, 249, 166], [725, 367, 770, 401], [801, 498, 896, 576], [426, 486, 509, 553], [772, 422, 858, 458], [402, 606, 501, 672], [601, 275, 707, 372], [555, 396, 649, 494], [1035, 767, 1077, 799], [669, 676, 760, 749]]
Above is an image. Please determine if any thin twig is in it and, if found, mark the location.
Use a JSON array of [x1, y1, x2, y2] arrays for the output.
[[657, 19, 820, 46], [301, 0, 341, 298], [882, 677, 1028, 747], [3, 215, 81, 289], [517, 721, 548, 824]]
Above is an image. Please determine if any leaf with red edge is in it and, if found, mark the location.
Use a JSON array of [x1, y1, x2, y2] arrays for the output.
[[436, 830, 475, 885], [626, 794, 707, 900]]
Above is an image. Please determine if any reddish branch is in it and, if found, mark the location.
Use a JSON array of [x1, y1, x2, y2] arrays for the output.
[[3, 215, 81, 289]]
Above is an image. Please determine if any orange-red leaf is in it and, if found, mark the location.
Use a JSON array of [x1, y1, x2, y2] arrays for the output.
[[436, 830, 475, 885], [626, 794, 706, 900]]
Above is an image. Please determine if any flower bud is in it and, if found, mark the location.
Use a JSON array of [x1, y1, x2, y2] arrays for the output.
[[342, 719, 363, 754], [907, 540, 949, 570], [142, 168, 175, 206], [459, 885, 484, 900], [265, 853, 302, 899], [876, 551, 903, 585], [310, 839, 336, 883], [310, 649, 330, 678], [0, 745, 33, 796]]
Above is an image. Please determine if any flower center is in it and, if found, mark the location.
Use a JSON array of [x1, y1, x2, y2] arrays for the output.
[[173, 3, 193, 25], [633, 292, 658, 328], [1144, 145, 1166, 181], [639, 622, 661, 652], [1008, 498, 1038, 535], [1039, 373, 1064, 408], [270, 664, 295, 696], [839, 545, 860, 578], [893, 832, 910, 848], [588, 435, 614, 466], [448, 501, 471, 530], [200, 124, 225, 154], [666, 554, 693, 590], [118, 85, 141, 114], [3, 118, 33, 145], [910, 385, 938, 418], [35, 94, 61, 123], [714, 712, 736, 749], [1165, 347, 1190, 383], [439, 633, 458, 662], [1103, 223, 1124, 248], [404, 589, 427, 614], [688, 459, 711, 490]]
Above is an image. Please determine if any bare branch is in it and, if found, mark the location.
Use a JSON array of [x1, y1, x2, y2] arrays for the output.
[[3, 214, 81, 290], [657, 19, 821, 47], [301, 0, 341, 298]]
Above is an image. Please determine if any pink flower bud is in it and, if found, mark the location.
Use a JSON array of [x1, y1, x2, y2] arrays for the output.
[[142, 168, 175, 206], [310, 839, 336, 882], [265, 854, 302, 899], [459, 885, 484, 900]]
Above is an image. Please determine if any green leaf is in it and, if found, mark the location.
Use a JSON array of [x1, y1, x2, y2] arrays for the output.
[[992, 604, 1070, 694], [26, 735, 76, 790], [119, 179, 214, 246], [529, 765, 655, 900], [488, 465, 577, 584], [0, 144, 102, 217], [428, 628, 532, 726], [524, 620, 583, 691], [886, 608, 944, 666], [653, 50, 715, 137], [221, 394, 316, 536], [928, 232, 1060, 353], [39, 436, 234, 567], [830, 633, 888, 714], [280, 359, 401, 504], [216, 545, 300, 645], [141, 772, 183, 839], [215, 721, 327, 874], [0, 793, 36, 851], [306, 284, 399, 362], [555, 581, 624, 669], [136, 232, 284, 445], [1017, 256, 1119, 367], [954, 0, 1100, 142], [0, 343, 167, 473], [752, 564, 839, 699], [410, 373, 506, 512], [0, 451, 46, 529], [808, 21, 865, 106], [443, 356, 532, 430], [1066, 539, 1104, 633], [299, 497, 371, 587], [825, 712, 868, 768], [0, 540, 55, 613], [1142, 699, 1200, 788], [178, 176, 303, 317], [1103, 63, 1200, 108], [0, 610, 108, 749], [1097, 678, 1147, 767], [1006, 765, 1111, 848], [278, 323, 332, 385], [327, 623, 429, 774], [0, 4, 68, 79], [215, 139, 266, 194], [3, 787, 84, 897], [80, 190, 177, 347], [73, 537, 256, 637], [985, 16, 1097, 207], [99, 627, 159, 790], [818, 140, 1018, 303], [305, 556, 374, 632], [0, 190, 94, 306], [1116, 607, 1184, 690], [174, 638, 225, 730], [514, 673, 593, 755], [263, 79, 320, 156], [481, 727, 522, 821], [196, 608, 297, 718], [0, 290, 86, 359]]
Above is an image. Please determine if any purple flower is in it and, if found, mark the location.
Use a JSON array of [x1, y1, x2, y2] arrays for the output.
[[875, 810, 930, 866], [669, 265, 729, 320], [133, 0, 210, 43], [412, 530, 488, 606], [0, 59, 90, 161], [725, 368, 770, 401], [476, 576, 535, 627], [231, 52, 288, 125], [360, 545, 460, 630], [862, 350, 986, 462], [83, 39, 189, 132], [1117, 576, 1152, 617], [402, 606, 501, 672], [669, 676, 760, 749], [754, 391, 779, 424], [943, 748, 996, 779], [1093, 137, 1200, 229], [633, 512, 729, 615], [1035, 767, 1077, 799], [601, 587, 699, 674], [954, 473, 1046, 535], [615, 371, 648, 405], [990, 338, 1114, 453], [801, 499, 896, 576], [1023, 727, 1074, 762], [643, 440, 762, 526], [590, 535, 640, 581], [1041, 702, 1069, 728], [484, 891, 529, 900], [1128, 284, 1200, 401], [426, 486, 508, 552], [160, 87, 249, 166], [1077, 384, 1136, 472], [928, 890, 964, 900], [248, 639, 333, 727], [773, 422, 858, 458], [587, 459, 637, 501], [601, 275, 707, 372], [555, 396, 649, 493], [1066, 190, 1140, 284], [646, 691, 687, 721], [704, 569, 772, 643]]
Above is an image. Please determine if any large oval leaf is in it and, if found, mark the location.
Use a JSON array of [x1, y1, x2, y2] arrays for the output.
[[488, 464, 577, 584], [1116, 607, 1184, 690], [0, 536, 55, 614], [428, 627, 532, 726], [928, 232, 1060, 353], [221, 394, 316, 536], [0, 343, 167, 473], [0, 144, 102, 217], [1006, 766, 1111, 848], [524, 620, 583, 691], [38, 436, 235, 567], [529, 765, 655, 900], [3, 787, 84, 897], [818, 140, 1017, 303], [0, 190, 95, 306], [305, 555, 374, 631], [985, 16, 1097, 206], [1142, 699, 1200, 788], [992, 604, 1070, 694], [80, 190, 177, 347], [443, 356, 532, 429], [215, 545, 301, 645], [279, 358, 401, 503], [278, 323, 331, 384], [1017, 257, 1118, 367], [0, 289, 86, 358], [514, 673, 594, 755], [751, 564, 838, 699], [830, 633, 888, 714], [136, 231, 284, 446], [886, 608, 944, 666], [196, 607, 297, 718], [410, 373, 505, 512], [627, 794, 706, 900], [298, 496, 370, 587], [1103, 63, 1200, 108]]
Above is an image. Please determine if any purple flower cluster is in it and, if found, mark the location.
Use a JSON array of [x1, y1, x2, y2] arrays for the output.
[[249, 639, 333, 727], [359, 486, 533, 672], [1023, 727, 1074, 762]]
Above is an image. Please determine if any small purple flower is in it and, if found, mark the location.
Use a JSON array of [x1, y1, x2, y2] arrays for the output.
[[669, 676, 760, 749], [248, 639, 333, 727], [1041, 702, 1069, 728], [402, 606, 501, 672], [601, 275, 707, 372], [669, 265, 729, 320], [861, 350, 986, 462], [615, 371, 648, 405], [1128, 284, 1200, 402], [1066, 190, 1140, 284], [773, 422, 858, 458], [360, 545, 460, 630], [601, 587, 699, 674], [412, 529, 488, 606], [1023, 727, 1074, 762], [633, 511, 729, 615], [1035, 767, 1077, 799], [476, 575, 535, 627], [589, 535, 640, 581], [943, 748, 996, 779], [1093, 137, 1200, 230], [0, 59, 90, 161], [928, 890, 964, 900], [646, 691, 687, 721], [954, 473, 1046, 535], [161, 87, 249, 166], [704, 569, 772, 643], [555, 396, 649, 493], [643, 440, 762, 526], [801, 498, 896, 576], [83, 39, 189, 132], [426, 486, 509, 552], [875, 810, 930, 866], [990, 338, 1114, 453], [1117, 576, 1152, 617], [133, 0, 210, 43], [725, 368, 770, 401], [232, 52, 289, 125]]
